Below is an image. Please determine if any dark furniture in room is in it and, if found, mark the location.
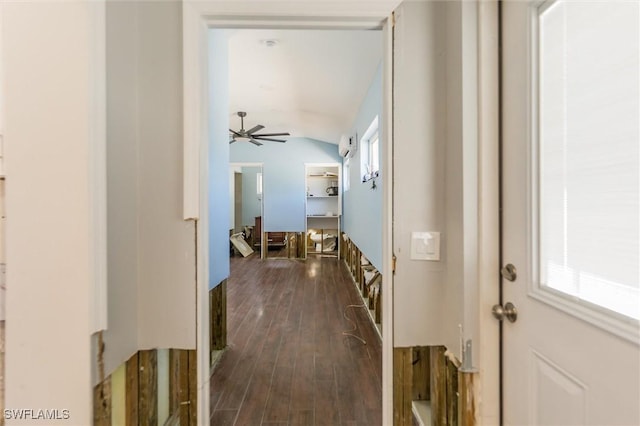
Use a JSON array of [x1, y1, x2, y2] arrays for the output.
[[254, 216, 286, 249]]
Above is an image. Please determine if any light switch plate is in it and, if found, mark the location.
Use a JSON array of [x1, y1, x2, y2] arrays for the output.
[[410, 231, 440, 261]]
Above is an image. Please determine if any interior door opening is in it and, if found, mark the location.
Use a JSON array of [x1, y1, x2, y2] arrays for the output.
[[208, 21, 392, 424]]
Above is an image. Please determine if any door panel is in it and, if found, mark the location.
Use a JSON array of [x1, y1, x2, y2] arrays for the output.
[[502, 1, 640, 424], [530, 350, 587, 426]]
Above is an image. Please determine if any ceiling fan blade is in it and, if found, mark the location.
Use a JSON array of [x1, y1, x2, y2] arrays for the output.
[[229, 139, 236, 144], [249, 139, 263, 146], [253, 137, 287, 143], [246, 125, 265, 135], [229, 129, 242, 137], [251, 132, 291, 137]]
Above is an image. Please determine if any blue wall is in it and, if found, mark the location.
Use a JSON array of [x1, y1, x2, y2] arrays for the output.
[[208, 30, 230, 289], [343, 63, 383, 269], [241, 166, 262, 226], [230, 138, 341, 232]]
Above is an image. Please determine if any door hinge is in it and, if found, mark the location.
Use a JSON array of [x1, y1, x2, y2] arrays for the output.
[[392, 254, 397, 274]]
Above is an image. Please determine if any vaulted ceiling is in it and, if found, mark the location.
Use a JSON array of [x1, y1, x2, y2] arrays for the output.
[[228, 29, 382, 144]]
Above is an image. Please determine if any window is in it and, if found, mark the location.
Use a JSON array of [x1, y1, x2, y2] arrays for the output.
[[537, 0, 639, 319], [360, 116, 379, 182], [369, 131, 379, 175]]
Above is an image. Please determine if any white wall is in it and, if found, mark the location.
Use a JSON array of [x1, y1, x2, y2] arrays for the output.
[[3, 2, 99, 422], [136, 1, 196, 351], [393, 1, 489, 367], [104, 0, 140, 376], [442, 0, 481, 359], [103, 0, 196, 374], [393, 1, 447, 346]]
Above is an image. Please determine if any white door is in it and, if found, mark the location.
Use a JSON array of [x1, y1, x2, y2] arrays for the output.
[[502, 1, 640, 424]]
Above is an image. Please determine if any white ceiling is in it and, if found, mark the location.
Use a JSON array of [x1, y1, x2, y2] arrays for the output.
[[228, 29, 382, 144]]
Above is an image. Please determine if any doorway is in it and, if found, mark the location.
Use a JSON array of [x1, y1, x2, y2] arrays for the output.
[[185, 8, 395, 423], [229, 162, 264, 259]]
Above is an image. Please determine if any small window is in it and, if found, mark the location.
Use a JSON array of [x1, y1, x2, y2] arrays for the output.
[[360, 116, 380, 182], [369, 131, 379, 175]]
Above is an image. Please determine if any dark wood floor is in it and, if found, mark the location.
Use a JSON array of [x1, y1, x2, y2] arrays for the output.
[[210, 255, 382, 426]]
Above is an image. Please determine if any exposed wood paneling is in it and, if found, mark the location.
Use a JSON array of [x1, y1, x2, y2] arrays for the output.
[[412, 347, 430, 401], [282, 232, 305, 259], [110, 363, 126, 426], [355, 247, 362, 291], [172, 349, 191, 424], [446, 356, 459, 426], [138, 349, 158, 425], [339, 232, 346, 260], [169, 348, 192, 423], [210, 280, 227, 351], [169, 349, 180, 416], [374, 285, 382, 324], [93, 376, 111, 426], [266, 232, 305, 259], [393, 347, 413, 426], [125, 352, 139, 426], [109, 349, 198, 426], [297, 232, 306, 258], [459, 371, 477, 426], [188, 349, 197, 426], [430, 346, 447, 426], [394, 346, 473, 426], [368, 286, 376, 310]]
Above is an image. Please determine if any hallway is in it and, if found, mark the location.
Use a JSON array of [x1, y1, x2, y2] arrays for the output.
[[210, 255, 382, 425]]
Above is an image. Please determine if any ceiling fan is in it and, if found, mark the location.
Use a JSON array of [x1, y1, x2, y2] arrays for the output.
[[229, 111, 290, 146]]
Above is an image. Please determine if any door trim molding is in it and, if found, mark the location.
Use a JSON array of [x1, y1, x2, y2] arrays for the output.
[[182, 2, 398, 423], [477, 1, 501, 424], [89, 0, 108, 333]]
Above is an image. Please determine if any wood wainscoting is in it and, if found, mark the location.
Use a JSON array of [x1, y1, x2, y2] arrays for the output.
[[341, 233, 382, 336], [93, 348, 196, 425], [210, 279, 227, 353], [393, 346, 477, 426]]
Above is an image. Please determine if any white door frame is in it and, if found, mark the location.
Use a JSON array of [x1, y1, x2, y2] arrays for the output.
[[476, 1, 501, 424], [182, 2, 398, 424]]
